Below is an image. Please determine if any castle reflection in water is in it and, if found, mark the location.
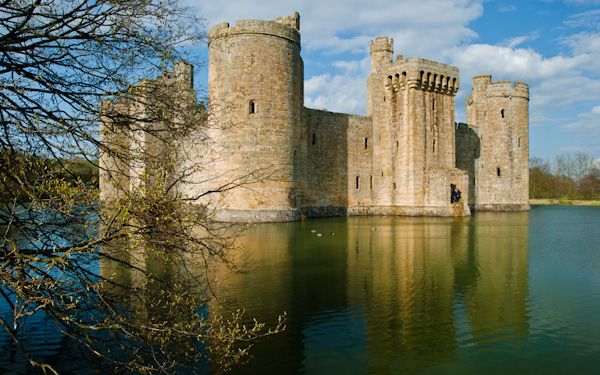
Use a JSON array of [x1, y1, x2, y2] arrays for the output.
[[101, 213, 529, 373]]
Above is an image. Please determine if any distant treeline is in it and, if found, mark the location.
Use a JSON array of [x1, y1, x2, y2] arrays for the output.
[[530, 152, 599, 200], [0, 151, 99, 204]]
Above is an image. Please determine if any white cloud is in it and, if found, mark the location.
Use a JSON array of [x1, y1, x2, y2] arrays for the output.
[[502, 32, 540, 48], [189, 0, 483, 57], [304, 58, 370, 114], [563, 9, 600, 29], [447, 40, 600, 125], [449, 44, 587, 81], [566, 106, 600, 130], [559, 32, 600, 74], [563, 106, 600, 154]]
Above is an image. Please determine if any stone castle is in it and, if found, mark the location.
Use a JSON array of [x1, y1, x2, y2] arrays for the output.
[[100, 12, 529, 222]]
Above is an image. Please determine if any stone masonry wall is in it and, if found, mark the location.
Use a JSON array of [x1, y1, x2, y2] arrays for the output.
[[302, 109, 371, 216]]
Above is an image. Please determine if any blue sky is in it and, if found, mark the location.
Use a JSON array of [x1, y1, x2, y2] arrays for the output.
[[184, 0, 600, 159]]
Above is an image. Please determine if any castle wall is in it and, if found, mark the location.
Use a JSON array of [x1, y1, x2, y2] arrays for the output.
[[302, 109, 372, 216], [99, 13, 530, 222], [100, 62, 197, 204], [345, 113, 376, 209]]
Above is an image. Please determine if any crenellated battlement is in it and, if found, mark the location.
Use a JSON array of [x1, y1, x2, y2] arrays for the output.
[[473, 74, 492, 82], [274, 11, 300, 31], [370, 36, 394, 53], [472, 77, 530, 99], [513, 81, 529, 99], [208, 14, 301, 45]]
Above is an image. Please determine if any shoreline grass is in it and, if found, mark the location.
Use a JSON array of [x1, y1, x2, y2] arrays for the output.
[[530, 199, 600, 206]]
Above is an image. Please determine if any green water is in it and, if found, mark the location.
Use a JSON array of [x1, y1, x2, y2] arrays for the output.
[[210, 206, 600, 374], [1, 206, 599, 373]]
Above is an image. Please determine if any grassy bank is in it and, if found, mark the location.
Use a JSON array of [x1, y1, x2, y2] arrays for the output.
[[530, 198, 600, 206]]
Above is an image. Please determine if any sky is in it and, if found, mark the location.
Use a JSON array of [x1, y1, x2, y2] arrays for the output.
[[183, 0, 600, 160]]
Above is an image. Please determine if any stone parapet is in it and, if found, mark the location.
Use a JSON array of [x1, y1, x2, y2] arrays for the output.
[[487, 80, 529, 99], [208, 17, 301, 46]]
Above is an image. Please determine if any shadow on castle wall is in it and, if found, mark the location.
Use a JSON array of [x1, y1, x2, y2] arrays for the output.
[[455, 123, 481, 209]]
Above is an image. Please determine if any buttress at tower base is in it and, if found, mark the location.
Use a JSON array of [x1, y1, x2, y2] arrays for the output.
[[100, 12, 529, 222]]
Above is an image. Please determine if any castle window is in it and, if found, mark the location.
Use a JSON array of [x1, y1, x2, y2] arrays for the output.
[[312, 133, 316, 145], [381, 171, 384, 177], [365, 138, 368, 149], [497, 167, 501, 177], [356, 176, 360, 189], [501, 109, 505, 118], [518, 137, 521, 147], [395, 140, 399, 150], [432, 99, 435, 110], [433, 139, 436, 154], [370, 176, 373, 190], [393, 182, 396, 190], [249, 100, 256, 114]]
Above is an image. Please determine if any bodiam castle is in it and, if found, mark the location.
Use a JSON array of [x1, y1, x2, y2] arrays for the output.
[[100, 12, 529, 222]]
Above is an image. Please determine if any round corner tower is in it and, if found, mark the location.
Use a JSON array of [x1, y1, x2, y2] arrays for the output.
[[469, 76, 529, 211], [206, 13, 304, 222]]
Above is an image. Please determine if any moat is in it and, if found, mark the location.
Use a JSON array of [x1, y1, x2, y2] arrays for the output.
[[1, 206, 599, 373]]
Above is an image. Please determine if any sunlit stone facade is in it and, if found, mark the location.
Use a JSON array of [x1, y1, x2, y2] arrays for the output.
[[100, 12, 529, 222]]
